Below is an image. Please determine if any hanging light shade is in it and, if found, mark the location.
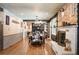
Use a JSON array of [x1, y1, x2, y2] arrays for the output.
[[34, 16, 45, 24]]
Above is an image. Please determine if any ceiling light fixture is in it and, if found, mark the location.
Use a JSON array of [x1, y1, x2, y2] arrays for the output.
[[34, 16, 44, 24]]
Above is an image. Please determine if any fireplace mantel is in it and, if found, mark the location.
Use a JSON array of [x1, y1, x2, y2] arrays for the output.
[[57, 25, 77, 54]]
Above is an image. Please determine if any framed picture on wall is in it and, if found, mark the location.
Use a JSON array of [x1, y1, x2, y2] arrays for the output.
[[6, 15, 10, 25]]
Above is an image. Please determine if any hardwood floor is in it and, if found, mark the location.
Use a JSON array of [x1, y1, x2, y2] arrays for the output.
[[0, 38, 55, 55]]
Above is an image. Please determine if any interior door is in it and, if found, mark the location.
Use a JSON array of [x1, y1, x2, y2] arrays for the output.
[[77, 3, 79, 55], [0, 22, 3, 50], [0, 7, 3, 50]]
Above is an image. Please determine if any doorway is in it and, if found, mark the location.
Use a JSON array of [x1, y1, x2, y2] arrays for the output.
[[0, 22, 3, 50]]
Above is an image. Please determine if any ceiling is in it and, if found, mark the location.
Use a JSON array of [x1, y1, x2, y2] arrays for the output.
[[0, 3, 64, 20]]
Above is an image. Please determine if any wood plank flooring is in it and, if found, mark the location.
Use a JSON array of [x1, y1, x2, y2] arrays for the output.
[[0, 38, 55, 55]]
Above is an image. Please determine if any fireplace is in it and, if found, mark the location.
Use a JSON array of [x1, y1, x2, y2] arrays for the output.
[[57, 31, 66, 47], [51, 31, 66, 47]]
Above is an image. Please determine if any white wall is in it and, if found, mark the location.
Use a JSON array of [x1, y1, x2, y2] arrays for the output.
[[0, 11, 4, 23], [23, 22, 27, 39], [3, 9, 23, 36], [1, 8, 23, 49]]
